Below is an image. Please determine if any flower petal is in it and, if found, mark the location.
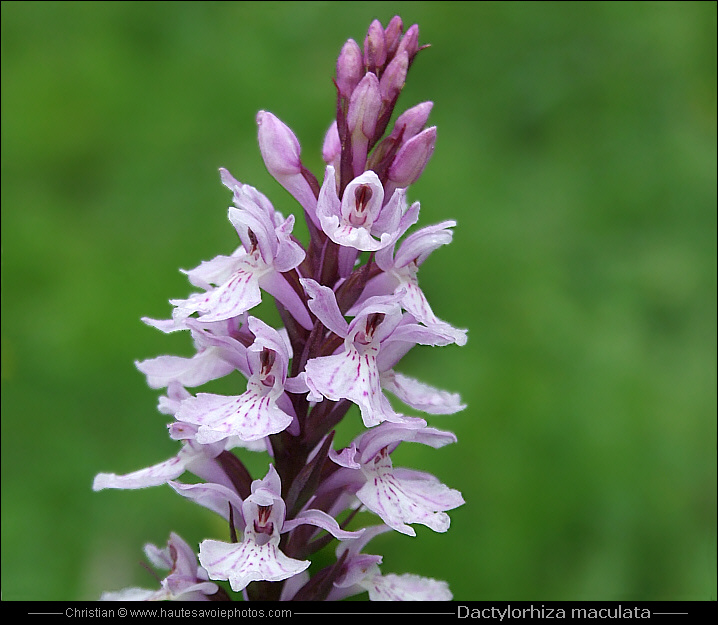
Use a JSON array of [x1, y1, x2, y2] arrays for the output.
[[304, 350, 402, 427], [177, 391, 293, 443], [301, 278, 349, 338], [135, 348, 235, 389], [283, 509, 365, 540], [172, 262, 266, 324], [366, 573, 452, 601], [380, 370, 466, 414], [357, 454, 464, 536], [100, 588, 158, 601], [399, 281, 468, 346], [93, 452, 188, 491], [199, 538, 309, 592], [182, 251, 245, 291], [168, 481, 244, 531]]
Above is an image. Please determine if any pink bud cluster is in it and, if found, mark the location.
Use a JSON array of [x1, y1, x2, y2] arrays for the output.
[[332, 18, 435, 196]]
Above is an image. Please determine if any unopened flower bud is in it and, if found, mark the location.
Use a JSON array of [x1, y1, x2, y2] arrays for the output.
[[257, 110, 319, 224], [396, 24, 420, 64], [364, 19, 386, 74], [384, 16, 403, 60], [322, 120, 341, 167], [370, 101, 433, 178], [347, 73, 381, 176], [388, 126, 436, 186], [257, 110, 301, 176], [379, 50, 408, 104], [347, 73, 381, 138], [390, 101, 433, 142], [336, 39, 363, 99]]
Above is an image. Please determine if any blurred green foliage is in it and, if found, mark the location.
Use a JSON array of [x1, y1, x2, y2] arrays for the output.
[[1, 1, 715, 601]]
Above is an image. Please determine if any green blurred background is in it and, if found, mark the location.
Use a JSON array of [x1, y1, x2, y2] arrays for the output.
[[1, 1, 715, 601]]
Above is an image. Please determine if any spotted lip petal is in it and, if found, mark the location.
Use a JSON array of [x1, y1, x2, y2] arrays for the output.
[[176, 390, 293, 444], [304, 349, 403, 427], [199, 538, 310, 593], [171, 256, 266, 324], [357, 454, 464, 536]]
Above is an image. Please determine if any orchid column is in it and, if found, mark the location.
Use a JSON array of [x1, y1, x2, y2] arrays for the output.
[[95, 16, 467, 602]]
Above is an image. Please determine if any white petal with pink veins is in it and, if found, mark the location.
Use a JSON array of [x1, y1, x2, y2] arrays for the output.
[[199, 538, 309, 592], [380, 370, 465, 415], [304, 350, 403, 427], [177, 391, 292, 443], [366, 573, 452, 601], [357, 452, 464, 536]]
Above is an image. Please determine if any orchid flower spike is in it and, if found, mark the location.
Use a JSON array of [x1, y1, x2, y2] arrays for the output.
[[96, 14, 467, 603]]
